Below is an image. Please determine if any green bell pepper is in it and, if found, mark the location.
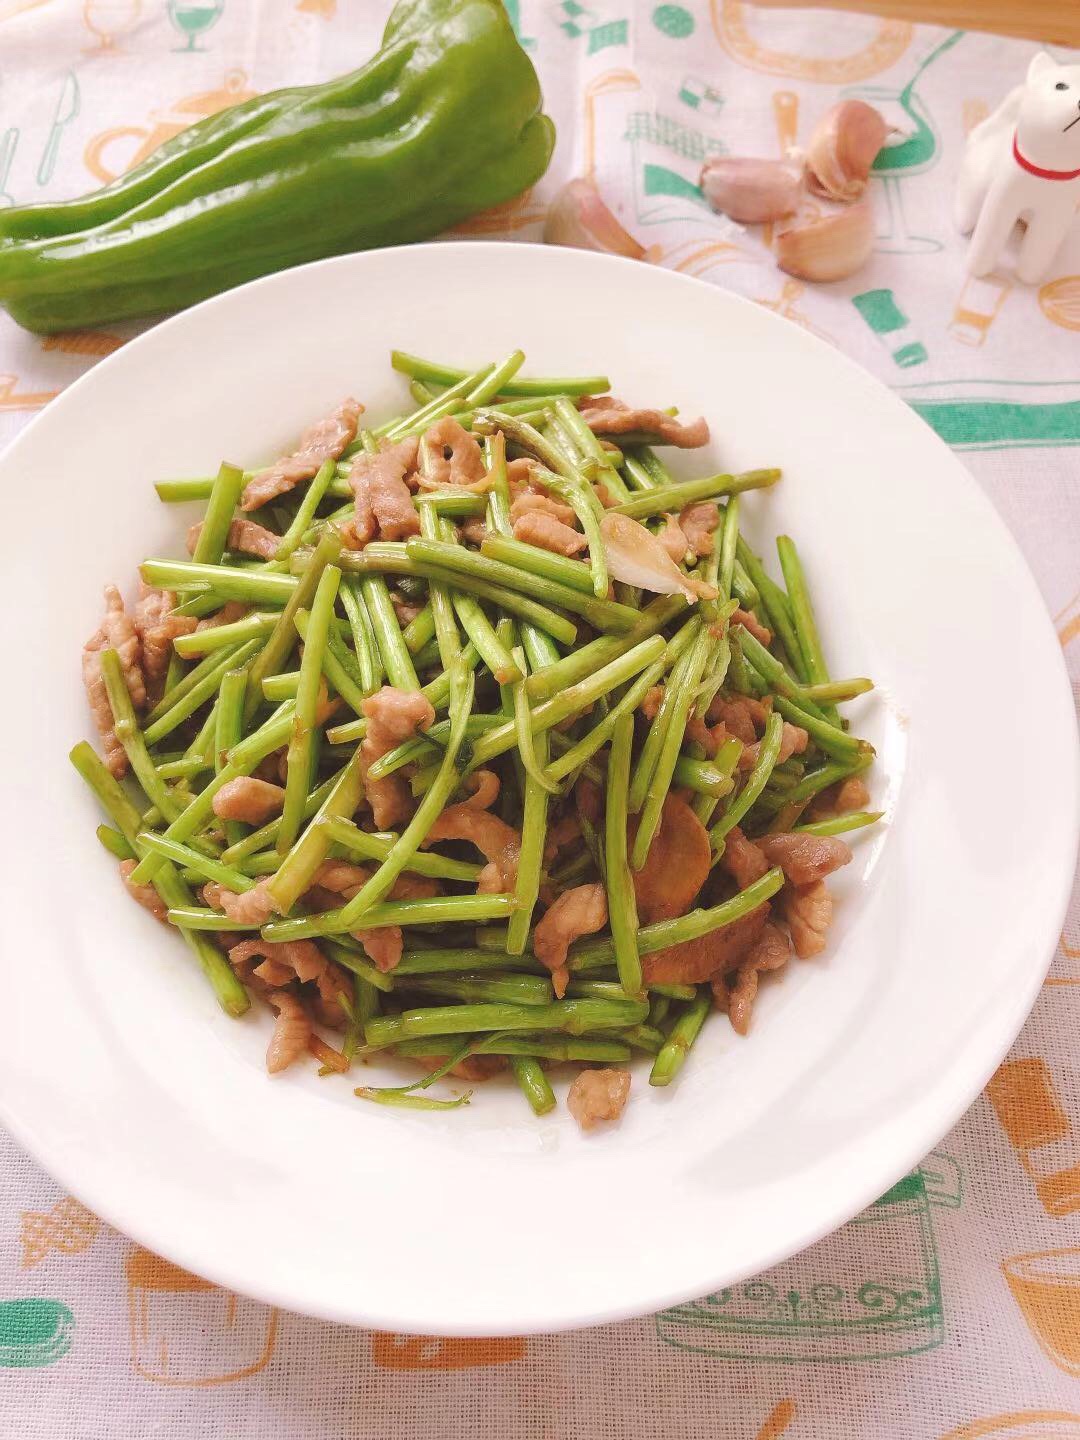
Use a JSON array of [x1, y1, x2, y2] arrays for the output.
[[0, 0, 554, 333]]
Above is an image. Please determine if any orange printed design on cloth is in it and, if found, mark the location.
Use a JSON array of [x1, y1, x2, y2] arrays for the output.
[[371, 1333, 525, 1370]]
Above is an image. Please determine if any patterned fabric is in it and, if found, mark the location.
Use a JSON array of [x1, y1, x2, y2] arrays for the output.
[[0, 2, 1078, 1435]]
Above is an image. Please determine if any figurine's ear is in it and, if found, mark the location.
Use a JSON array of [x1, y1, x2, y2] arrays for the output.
[[1027, 51, 1058, 82]]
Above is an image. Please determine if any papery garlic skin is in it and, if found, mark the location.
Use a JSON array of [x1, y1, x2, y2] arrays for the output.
[[805, 100, 888, 202], [700, 157, 803, 223], [775, 200, 875, 282], [543, 179, 646, 259]]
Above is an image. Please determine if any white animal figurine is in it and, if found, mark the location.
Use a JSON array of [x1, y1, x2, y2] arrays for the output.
[[956, 51, 1080, 284]]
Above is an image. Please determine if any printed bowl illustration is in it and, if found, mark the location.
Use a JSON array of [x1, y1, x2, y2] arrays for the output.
[[0, 243, 1074, 1333], [1003, 1250, 1080, 1378]]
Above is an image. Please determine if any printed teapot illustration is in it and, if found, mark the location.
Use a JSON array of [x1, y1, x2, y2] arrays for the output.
[[84, 70, 256, 184]]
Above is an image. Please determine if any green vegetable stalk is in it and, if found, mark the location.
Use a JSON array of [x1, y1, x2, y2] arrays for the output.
[[0, 0, 554, 332]]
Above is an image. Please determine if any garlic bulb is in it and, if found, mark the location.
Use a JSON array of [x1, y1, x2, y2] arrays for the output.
[[600, 513, 716, 603], [700, 157, 803, 223], [806, 100, 888, 202], [775, 200, 875, 282], [544, 179, 646, 260]]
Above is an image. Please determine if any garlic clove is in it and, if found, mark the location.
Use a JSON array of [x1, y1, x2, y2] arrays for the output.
[[600, 512, 716, 603], [700, 157, 803, 224], [544, 179, 646, 259], [805, 100, 888, 202], [775, 199, 875, 283]]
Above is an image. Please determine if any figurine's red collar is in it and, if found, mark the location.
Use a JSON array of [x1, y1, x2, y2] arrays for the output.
[[1013, 133, 1080, 181]]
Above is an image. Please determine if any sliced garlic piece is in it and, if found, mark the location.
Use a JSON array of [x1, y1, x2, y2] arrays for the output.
[[775, 200, 875, 282], [543, 179, 646, 259], [700, 157, 803, 223], [600, 512, 716, 603], [805, 100, 888, 202]]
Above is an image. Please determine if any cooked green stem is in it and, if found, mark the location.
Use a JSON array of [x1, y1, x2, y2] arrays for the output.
[[191, 462, 245, 566], [278, 562, 340, 854], [469, 634, 667, 770], [319, 816, 482, 882], [544, 658, 665, 784], [480, 535, 595, 595], [525, 595, 685, 701], [795, 810, 883, 837], [605, 711, 642, 998], [359, 573, 419, 691], [242, 527, 341, 725], [141, 558, 296, 607], [392, 351, 610, 397], [632, 626, 712, 868], [308, 666, 475, 930], [718, 495, 739, 600], [710, 710, 785, 846], [137, 831, 253, 892], [267, 748, 366, 914], [649, 992, 711, 1087], [366, 996, 648, 1045], [174, 611, 276, 658], [398, 973, 553, 1007], [404, 538, 635, 631], [98, 648, 183, 821], [509, 720, 551, 956], [339, 576, 383, 693], [510, 1056, 556, 1115], [273, 458, 336, 563], [611, 470, 781, 520]]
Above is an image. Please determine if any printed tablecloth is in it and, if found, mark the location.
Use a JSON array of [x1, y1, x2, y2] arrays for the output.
[[1, 2, 1078, 1435]]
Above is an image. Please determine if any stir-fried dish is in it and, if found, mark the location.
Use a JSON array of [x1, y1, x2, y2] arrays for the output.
[[71, 349, 881, 1131]]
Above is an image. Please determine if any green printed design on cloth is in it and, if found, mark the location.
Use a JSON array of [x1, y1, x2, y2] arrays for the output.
[[652, 3, 694, 37], [897, 380, 1080, 451], [656, 1155, 962, 1364], [0, 1299, 75, 1368]]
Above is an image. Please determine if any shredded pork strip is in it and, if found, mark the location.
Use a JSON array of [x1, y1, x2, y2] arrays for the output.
[[134, 580, 196, 685], [241, 398, 362, 511], [509, 491, 577, 527], [782, 881, 833, 959], [418, 417, 487, 488], [203, 878, 279, 927], [567, 1069, 631, 1131], [715, 921, 792, 1035], [424, 804, 521, 895], [708, 693, 770, 744], [732, 607, 773, 648], [577, 396, 709, 449], [359, 686, 435, 829], [659, 514, 689, 562], [679, 501, 720, 556], [719, 825, 769, 891], [82, 584, 147, 776], [119, 860, 168, 921], [758, 833, 852, 886], [345, 435, 420, 547], [739, 721, 808, 772], [211, 777, 286, 825], [265, 992, 313, 1075], [642, 905, 769, 985], [188, 517, 281, 560], [533, 883, 608, 998], [512, 509, 587, 557]]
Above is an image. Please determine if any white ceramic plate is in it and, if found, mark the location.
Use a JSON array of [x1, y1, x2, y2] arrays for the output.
[[0, 243, 1075, 1335]]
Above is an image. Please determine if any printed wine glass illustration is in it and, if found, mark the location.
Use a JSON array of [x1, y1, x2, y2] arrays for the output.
[[82, 0, 142, 54], [167, 0, 224, 52]]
